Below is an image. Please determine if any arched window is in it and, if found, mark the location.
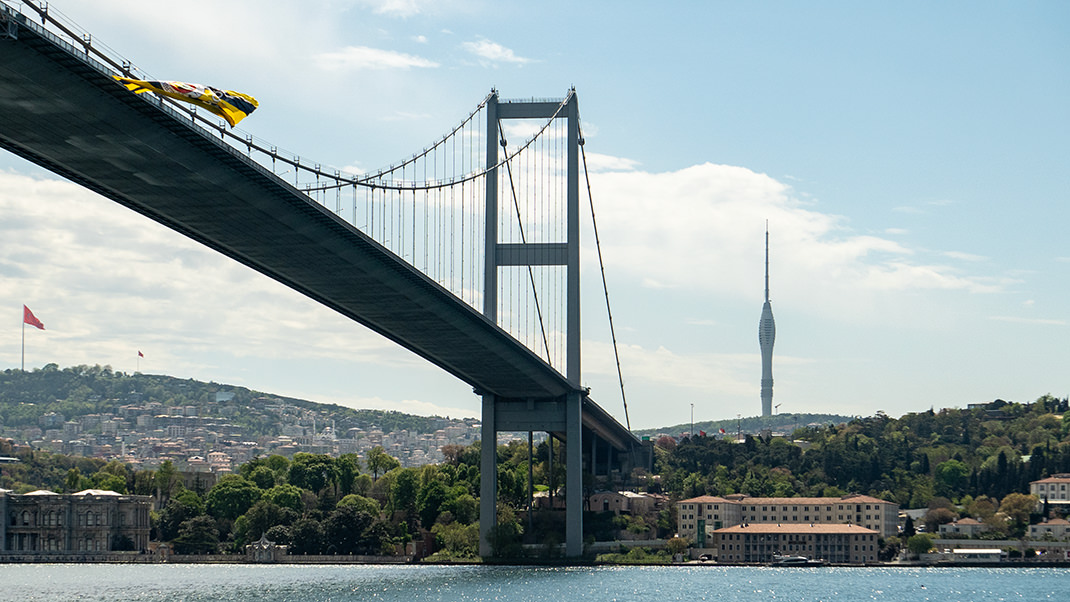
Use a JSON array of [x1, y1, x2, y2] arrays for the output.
[[21, 511, 29, 526]]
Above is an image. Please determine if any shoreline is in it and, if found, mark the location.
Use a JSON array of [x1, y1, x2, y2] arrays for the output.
[[3, 554, 1070, 569]]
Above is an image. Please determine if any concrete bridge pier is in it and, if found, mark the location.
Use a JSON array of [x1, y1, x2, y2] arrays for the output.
[[479, 391, 585, 557]]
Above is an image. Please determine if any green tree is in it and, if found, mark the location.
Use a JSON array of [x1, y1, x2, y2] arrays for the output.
[[288, 453, 339, 495], [417, 479, 448, 529], [337, 494, 382, 517], [366, 446, 399, 480], [247, 465, 278, 489], [906, 533, 934, 556], [666, 536, 690, 557], [390, 468, 420, 523], [154, 460, 182, 504], [91, 471, 127, 494], [431, 521, 480, 559], [172, 515, 219, 554], [288, 518, 324, 555], [157, 490, 205, 541], [262, 484, 304, 513], [324, 504, 376, 554], [206, 476, 262, 520], [999, 493, 1038, 536], [934, 459, 970, 496]]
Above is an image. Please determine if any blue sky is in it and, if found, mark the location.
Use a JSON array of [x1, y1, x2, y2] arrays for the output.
[[1, 0, 1068, 429]]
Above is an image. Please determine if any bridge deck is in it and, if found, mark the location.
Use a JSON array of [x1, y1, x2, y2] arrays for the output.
[[0, 7, 638, 449]]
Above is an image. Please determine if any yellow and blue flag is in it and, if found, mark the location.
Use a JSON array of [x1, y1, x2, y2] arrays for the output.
[[113, 76, 258, 127]]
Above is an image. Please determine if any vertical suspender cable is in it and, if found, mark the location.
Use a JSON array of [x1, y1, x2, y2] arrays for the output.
[[578, 124, 631, 431]]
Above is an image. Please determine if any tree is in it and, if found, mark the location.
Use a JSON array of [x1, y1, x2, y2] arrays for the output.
[[247, 465, 277, 490], [934, 459, 970, 496], [417, 478, 448, 529], [206, 476, 262, 520], [999, 492, 1038, 536], [262, 484, 304, 513], [390, 468, 419, 524], [906, 533, 933, 557], [324, 504, 376, 554], [337, 494, 382, 517], [288, 518, 324, 555], [666, 536, 690, 557], [366, 446, 399, 480], [172, 515, 219, 554], [157, 489, 205, 541], [288, 453, 339, 495], [154, 460, 181, 504]]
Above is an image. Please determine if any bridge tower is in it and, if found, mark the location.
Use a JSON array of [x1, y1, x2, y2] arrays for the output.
[[479, 90, 586, 557]]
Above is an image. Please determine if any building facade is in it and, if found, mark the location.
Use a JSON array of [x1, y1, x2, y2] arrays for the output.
[[1030, 474, 1070, 507], [939, 517, 989, 538], [1029, 518, 1070, 541], [1, 489, 151, 554], [677, 493, 899, 543], [714, 523, 879, 563]]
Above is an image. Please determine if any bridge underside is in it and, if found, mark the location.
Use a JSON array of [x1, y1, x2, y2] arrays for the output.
[[0, 8, 645, 557]]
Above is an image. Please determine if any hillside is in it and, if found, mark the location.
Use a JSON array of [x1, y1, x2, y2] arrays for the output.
[[636, 412, 855, 440], [0, 363, 460, 437]]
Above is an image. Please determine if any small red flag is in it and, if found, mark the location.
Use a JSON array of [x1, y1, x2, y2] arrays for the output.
[[699, 430, 706, 437], [138, 350, 144, 358], [719, 428, 726, 434], [23, 305, 44, 330]]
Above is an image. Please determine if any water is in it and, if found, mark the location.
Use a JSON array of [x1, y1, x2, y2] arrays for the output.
[[0, 564, 1065, 602]]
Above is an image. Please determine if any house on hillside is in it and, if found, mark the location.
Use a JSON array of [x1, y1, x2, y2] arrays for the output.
[[1029, 518, 1070, 541], [938, 517, 989, 538]]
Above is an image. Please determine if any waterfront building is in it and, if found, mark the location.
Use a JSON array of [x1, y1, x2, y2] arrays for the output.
[[1, 489, 151, 554], [1030, 474, 1070, 508], [676, 493, 899, 543], [1029, 518, 1070, 541], [713, 522, 879, 563], [758, 224, 776, 417]]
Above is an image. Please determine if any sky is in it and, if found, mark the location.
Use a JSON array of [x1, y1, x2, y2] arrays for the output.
[[1, 1, 1068, 430]]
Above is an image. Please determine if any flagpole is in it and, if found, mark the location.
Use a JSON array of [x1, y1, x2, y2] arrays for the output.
[[21, 316, 25, 371]]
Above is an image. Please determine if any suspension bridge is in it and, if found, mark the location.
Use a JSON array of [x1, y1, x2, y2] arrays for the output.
[[0, 2, 649, 557]]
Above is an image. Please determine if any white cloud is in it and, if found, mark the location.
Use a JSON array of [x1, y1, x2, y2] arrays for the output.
[[0, 171, 424, 376], [583, 152, 641, 172], [315, 46, 439, 71], [587, 163, 1008, 323], [461, 39, 532, 65]]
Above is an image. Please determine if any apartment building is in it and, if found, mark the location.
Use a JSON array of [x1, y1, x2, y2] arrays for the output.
[[677, 493, 898, 543], [714, 523, 880, 564]]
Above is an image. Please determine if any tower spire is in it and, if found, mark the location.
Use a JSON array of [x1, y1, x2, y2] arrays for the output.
[[764, 220, 770, 303], [758, 221, 776, 417]]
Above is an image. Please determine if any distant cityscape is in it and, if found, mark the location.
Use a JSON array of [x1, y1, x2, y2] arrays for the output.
[[0, 388, 506, 473]]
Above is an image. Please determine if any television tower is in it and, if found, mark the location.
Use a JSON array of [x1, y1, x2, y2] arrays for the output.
[[758, 222, 776, 417]]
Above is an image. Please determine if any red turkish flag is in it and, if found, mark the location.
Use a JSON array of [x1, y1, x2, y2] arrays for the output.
[[23, 305, 45, 330]]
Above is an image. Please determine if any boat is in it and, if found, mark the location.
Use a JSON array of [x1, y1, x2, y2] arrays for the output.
[[770, 554, 828, 567]]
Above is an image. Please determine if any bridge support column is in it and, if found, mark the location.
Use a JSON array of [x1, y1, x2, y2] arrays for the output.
[[566, 390, 583, 557], [479, 394, 497, 557]]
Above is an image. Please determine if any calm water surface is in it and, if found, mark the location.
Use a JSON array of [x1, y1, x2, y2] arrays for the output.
[[0, 564, 1065, 602]]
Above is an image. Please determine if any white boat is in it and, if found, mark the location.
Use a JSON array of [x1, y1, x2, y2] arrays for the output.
[[770, 554, 828, 567]]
